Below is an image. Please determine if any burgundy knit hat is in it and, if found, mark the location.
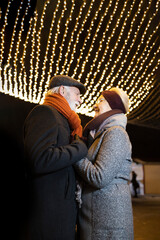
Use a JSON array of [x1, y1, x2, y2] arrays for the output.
[[102, 90, 126, 114]]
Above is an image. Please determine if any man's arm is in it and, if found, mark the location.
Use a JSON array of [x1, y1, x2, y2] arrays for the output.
[[24, 105, 87, 175]]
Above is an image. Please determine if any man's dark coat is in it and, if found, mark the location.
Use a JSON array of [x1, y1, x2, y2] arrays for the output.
[[23, 105, 87, 240]]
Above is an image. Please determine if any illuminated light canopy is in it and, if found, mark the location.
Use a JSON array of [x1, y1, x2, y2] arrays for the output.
[[0, 0, 159, 123]]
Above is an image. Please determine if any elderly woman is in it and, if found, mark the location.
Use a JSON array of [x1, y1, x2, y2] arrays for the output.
[[75, 87, 134, 240]]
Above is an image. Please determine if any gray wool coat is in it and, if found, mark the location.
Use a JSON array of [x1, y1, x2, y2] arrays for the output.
[[75, 113, 134, 240]]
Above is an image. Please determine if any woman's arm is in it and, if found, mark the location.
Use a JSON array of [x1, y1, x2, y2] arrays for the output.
[[75, 127, 131, 188]]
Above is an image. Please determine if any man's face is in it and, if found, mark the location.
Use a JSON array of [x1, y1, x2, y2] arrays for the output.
[[64, 86, 82, 112]]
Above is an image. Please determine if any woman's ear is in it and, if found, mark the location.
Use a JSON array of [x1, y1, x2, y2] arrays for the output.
[[59, 85, 65, 96]]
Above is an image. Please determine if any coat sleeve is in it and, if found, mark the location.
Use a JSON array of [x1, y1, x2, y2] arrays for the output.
[[24, 105, 88, 175], [74, 127, 131, 189]]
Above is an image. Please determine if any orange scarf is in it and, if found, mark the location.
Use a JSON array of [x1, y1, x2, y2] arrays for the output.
[[43, 93, 83, 137]]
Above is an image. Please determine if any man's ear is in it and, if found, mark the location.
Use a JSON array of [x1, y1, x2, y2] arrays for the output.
[[59, 85, 65, 96]]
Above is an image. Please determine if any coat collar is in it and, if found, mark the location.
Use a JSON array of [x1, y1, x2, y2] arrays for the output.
[[94, 113, 127, 139]]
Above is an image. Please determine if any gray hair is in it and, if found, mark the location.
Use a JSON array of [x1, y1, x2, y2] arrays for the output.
[[47, 86, 71, 95], [47, 86, 60, 95]]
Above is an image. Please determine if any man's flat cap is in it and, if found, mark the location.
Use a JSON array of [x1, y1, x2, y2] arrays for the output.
[[48, 75, 86, 94]]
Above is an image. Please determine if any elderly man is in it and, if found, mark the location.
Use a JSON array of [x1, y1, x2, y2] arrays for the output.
[[23, 75, 88, 240]]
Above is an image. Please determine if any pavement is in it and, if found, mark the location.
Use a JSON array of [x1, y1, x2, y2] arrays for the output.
[[132, 195, 160, 240]]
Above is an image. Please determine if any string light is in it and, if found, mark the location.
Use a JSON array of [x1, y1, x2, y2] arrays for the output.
[[129, 80, 160, 121], [15, 0, 31, 98], [0, 0, 13, 64], [41, 0, 61, 99], [55, 0, 75, 75], [65, 0, 96, 75], [33, 1, 51, 102], [44, 0, 68, 101], [71, 0, 105, 78], [79, 0, 132, 108], [76, 0, 113, 83], [0, 0, 159, 122], [60, 0, 87, 75]]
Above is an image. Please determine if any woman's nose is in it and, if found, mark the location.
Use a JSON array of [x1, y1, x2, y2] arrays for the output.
[[93, 103, 97, 111]]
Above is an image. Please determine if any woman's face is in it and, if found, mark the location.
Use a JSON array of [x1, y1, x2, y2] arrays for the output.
[[93, 95, 112, 117]]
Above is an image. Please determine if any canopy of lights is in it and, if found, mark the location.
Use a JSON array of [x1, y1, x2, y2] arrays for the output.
[[0, 0, 160, 122]]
